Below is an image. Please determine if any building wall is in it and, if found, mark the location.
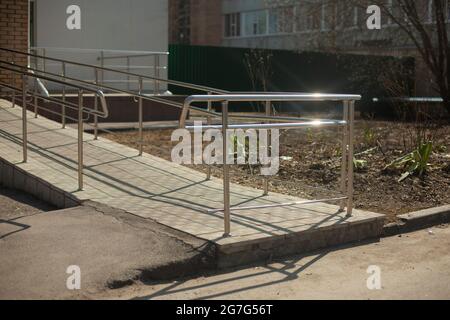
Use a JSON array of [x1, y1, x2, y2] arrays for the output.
[[169, 0, 222, 46], [35, 0, 168, 52], [190, 0, 222, 46], [220, 0, 444, 96], [33, 0, 169, 91], [0, 0, 29, 89], [169, 0, 191, 44]]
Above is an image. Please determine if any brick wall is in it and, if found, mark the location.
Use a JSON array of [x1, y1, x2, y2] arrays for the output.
[[0, 0, 29, 89], [169, 0, 221, 46], [190, 0, 221, 46]]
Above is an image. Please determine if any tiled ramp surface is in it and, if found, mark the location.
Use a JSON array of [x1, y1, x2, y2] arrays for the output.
[[0, 100, 385, 267]]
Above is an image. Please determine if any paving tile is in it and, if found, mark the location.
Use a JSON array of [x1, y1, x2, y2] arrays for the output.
[[0, 101, 385, 248]]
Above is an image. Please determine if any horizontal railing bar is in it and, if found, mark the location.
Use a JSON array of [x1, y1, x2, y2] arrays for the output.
[[0, 82, 105, 118], [84, 124, 117, 135], [2, 47, 228, 94], [1, 61, 191, 111], [373, 97, 444, 103], [99, 53, 167, 60], [0, 61, 102, 93], [186, 94, 362, 103], [42, 64, 166, 70], [31, 46, 169, 55], [0, 89, 90, 122], [1, 61, 110, 117], [186, 120, 347, 130], [192, 113, 343, 123], [34, 104, 90, 122], [99, 66, 167, 70], [207, 197, 348, 213], [181, 94, 361, 127]]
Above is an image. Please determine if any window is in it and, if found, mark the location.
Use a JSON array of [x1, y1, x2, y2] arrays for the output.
[[269, 6, 294, 34], [447, 0, 450, 20], [321, 2, 336, 31], [224, 13, 241, 37], [353, 6, 360, 27], [295, 4, 306, 31], [336, 0, 348, 29], [384, 0, 393, 25], [428, 0, 436, 23], [30, 0, 35, 47], [304, 3, 321, 31], [244, 10, 267, 36], [336, 1, 357, 29]]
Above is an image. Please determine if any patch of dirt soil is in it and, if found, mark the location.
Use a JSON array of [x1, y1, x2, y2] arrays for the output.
[[0, 186, 56, 220], [101, 120, 450, 223]]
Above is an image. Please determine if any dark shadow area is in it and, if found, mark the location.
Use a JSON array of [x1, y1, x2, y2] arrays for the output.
[[0, 186, 56, 216], [132, 237, 380, 300], [0, 218, 30, 239], [0, 186, 54, 239]]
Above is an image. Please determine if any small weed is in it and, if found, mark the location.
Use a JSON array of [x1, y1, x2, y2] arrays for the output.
[[353, 158, 368, 171], [385, 141, 433, 182], [363, 127, 377, 147]]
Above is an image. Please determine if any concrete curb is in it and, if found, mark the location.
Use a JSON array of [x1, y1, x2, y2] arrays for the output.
[[0, 158, 80, 209], [383, 205, 450, 237]]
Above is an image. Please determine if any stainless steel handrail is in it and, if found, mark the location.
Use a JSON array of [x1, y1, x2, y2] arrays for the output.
[[373, 97, 444, 103], [0, 62, 108, 118], [31, 47, 170, 91], [1, 55, 342, 153], [1, 48, 358, 238], [3, 49, 342, 126], [181, 94, 359, 237], [1, 46, 231, 153], [0, 64, 109, 191], [99, 53, 168, 60], [1, 47, 228, 95], [28, 70, 50, 98], [180, 93, 361, 127]]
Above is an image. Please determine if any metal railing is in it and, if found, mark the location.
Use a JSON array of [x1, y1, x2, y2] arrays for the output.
[[30, 47, 169, 92], [0, 62, 108, 191], [180, 94, 359, 237], [1, 48, 359, 238], [372, 97, 444, 103], [0, 47, 228, 157], [97, 51, 167, 92]]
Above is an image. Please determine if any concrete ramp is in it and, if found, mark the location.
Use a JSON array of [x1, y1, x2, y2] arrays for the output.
[[0, 100, 385, 268], [0, 202, 214, 299]]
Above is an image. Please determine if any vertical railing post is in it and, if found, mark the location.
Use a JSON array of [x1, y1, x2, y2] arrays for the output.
[[61, 62, 66, 128], [42, 48, 46, 73], [222, 101, 231, 237], [155, 54, 160, 94], [34, 91, 38, 118], [78, 90, 84, 191], [340, 101, 349, 211], [100, 50, 104, 86], [22, 75, 28, 163], [206, 91, 212, 180], [11, 62, 16, 108], [138, 77, 144, 156], [153, 55, 158, 95], [263, 100, 271, 196], [94, 68, 99, 140], [346, 100, 355, 217], [126, 56, 130, 91]]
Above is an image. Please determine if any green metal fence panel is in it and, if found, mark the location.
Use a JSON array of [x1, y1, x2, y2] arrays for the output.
[[168, 44, 415, 116]]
